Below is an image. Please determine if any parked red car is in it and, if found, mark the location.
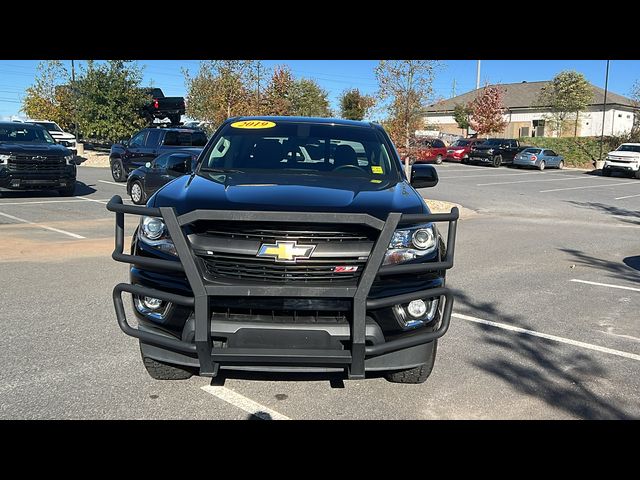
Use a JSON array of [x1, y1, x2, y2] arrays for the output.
[[446, 138, 485, 163], [398, 137, 448, 164]]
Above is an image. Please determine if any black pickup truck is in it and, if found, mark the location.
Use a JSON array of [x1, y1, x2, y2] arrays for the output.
[[0, 121, 76, 196], [467, 138, 527, 167], [142, 88, 186, 125], [109, 126, 207, 181], [107, 117, 459, 384]]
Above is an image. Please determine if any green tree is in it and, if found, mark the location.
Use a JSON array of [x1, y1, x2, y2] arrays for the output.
[[74, 60, 148, 143], [375, 60, 439, 149], [264, 65, 295, 116], [183, 60, 254, 128], [339, 88, 375, 120], [537, 71, 594, 137], [453, 103, 472, 136], [469, 85, 507, 137], [22, 60, 74, 129], [290, 78, 331, 117]]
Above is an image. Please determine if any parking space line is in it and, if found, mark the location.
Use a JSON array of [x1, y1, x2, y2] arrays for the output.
[[477, 176, 597, 186], [98, 180, 127, 187], [540, 181, 640, 193], [0, 199, 112, 206], [441, 172, 558, 179], [0, 211, 85, 239], [615, 193, 640, 200], [453, 312, 640, 362], [201, 385, 290, 420], [570, 279, 640, 293]]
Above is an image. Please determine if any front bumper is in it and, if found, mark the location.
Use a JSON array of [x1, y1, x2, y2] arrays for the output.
[[107, 196, 459, 379], [0, 166, 76, 191], [604, 161, 640, 172], [446, 151, 466, 161], [468, 152, 494, 163]]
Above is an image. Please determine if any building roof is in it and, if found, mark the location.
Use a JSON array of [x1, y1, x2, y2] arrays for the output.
[[425, 80, 637, 113]]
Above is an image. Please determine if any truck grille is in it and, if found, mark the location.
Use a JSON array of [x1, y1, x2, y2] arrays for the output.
[[196, 222, 372, 243], [8, 155, 65, 173], [202, 253, 365, 283]]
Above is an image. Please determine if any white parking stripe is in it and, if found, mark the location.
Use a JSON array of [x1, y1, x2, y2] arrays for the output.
[[0, 199, 111, 206], [615, 193, 640, 200], [540, 181, 640, 193], [0, 211, 85, 239], [570, 279, 640, 293], [99, 180, 127, 187], [201, 385, 290, 420], [453, 312, 640, 362], [76, 196, 108, 205], [441, 171, 556, 179], [477, 176, 597, 186]]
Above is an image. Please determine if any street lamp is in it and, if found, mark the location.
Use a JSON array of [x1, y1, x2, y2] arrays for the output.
[[598, 60, 610, 164]]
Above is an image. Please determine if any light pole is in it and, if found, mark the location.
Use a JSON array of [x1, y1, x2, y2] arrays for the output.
[[598, 60, 610, 163], [476, 60, 481, 90]]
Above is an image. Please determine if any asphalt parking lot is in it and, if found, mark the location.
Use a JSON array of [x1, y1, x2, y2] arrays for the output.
[[1, 164, 639, 419]]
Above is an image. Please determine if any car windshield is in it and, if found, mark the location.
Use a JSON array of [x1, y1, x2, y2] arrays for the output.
[[199, 121, 398, 180], [482, 139, 504, 145], [616, 144, 640, 153], [0, 124, 56, 144], [452, 140, 470, 147], [522, 148, 542, 154], [35, 122, 62, 132]]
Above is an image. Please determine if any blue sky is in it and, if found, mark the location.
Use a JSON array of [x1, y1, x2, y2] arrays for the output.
[[1, 60, 639, 120]]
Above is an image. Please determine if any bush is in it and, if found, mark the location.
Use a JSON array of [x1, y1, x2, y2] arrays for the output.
[[517, 137, 604, 168]]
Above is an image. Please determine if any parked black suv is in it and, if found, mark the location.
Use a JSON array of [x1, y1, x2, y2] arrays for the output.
[[107, 117, 458, 384], [109, 126, 207, 182], [0, 121, 76, 196], [468, 138, 526, 167]]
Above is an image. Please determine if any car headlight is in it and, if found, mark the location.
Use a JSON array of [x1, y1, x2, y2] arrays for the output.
[[383, 224, 437, 266], [138, 216, 177, 256], [0, 154, 10, 165], [64, 154, 74, 165], [486, 149, 494, 154]]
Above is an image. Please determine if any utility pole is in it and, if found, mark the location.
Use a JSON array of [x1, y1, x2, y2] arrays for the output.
[[476, 60, 481, 89], [71, 60, 79, 142], [452, 78, 456, 98], [599, 60, 610, 162]]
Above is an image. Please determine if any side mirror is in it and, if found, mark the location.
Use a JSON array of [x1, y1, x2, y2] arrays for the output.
[[411, 164, 439, 189], [145, 162, 151, 168]]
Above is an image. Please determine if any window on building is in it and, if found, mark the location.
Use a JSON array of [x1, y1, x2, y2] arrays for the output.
[[532, 119, 545, 137]]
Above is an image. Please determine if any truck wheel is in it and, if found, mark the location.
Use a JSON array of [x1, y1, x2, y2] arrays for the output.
[[141, 354, 194, 380], [168, 114, 181, 125], [492, 155, 502, 168], [130, 180, 146, 205], [111, 159, 126, 182], [435, 155, 443, 165], [635, 170, 640, 179], [57, 182, 76, 197], [384, 340, 437, 384], [602, 168, 611, 177]]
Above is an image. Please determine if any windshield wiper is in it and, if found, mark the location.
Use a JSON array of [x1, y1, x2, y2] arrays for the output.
[[200, 167, 245, 174]]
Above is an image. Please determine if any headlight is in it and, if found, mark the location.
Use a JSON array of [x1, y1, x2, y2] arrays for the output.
[[0, 154, 10, 165], [383, 224, 437, 266], [138, 216, 177, 256], [486, 148, 494, 154], [64, 154, 74, 165]]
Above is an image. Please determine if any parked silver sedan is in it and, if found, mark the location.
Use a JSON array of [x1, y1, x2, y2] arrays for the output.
[[513, 148, 564, 170]]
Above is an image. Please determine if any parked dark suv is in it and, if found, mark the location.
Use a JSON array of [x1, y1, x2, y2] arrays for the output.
[[0, 121, 76, 196], [468, 138, 526, 167], [107, 117, 459, 384], [109, 127, 208, 182]]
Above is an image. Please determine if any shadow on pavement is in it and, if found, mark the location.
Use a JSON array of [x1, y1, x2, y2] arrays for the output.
[[0, 181, 96, 199], [210, 369, 369, 388], [452, 288, 632, 419], [560, 248, 640, 284], [565, 201, 640, 226]]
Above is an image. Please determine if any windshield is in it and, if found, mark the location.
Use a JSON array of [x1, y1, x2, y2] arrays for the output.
[[34, 122, 62, 132], [452, 140, 470, 147], [0, 124, 57, 144], [199, 121, 398, 180], [616, 144, 640, 153], [482, 139, 504, 146]]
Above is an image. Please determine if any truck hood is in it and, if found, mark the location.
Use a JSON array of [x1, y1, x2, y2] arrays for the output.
[[0, 143, 72, 156], [150, 172, 429, 220], [607, 150, 640, 160], [50, 132, 76, 140]]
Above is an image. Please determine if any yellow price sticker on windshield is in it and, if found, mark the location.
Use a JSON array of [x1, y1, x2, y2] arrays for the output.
[[371, 166, 383, 174], [230, 120, 276, 129]]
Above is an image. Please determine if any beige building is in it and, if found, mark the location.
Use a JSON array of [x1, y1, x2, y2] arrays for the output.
[[424, 81, 638, 139]]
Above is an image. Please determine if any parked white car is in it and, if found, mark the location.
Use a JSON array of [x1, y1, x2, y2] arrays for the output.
[[27, 120, 77, 154], [603, 143, 640, 179]]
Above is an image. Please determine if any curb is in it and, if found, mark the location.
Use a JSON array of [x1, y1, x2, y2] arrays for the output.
[[423, 198, 476, 219]]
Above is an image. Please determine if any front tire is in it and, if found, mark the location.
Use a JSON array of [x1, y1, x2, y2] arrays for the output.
[[492, 155, 502, 168], [384, 340, 437, 384], [602, 168, 611, 177], [57, 181, 76, 197], [558, 160, 564, 170], [635, 169, 640, 179], [141, 353, 194, 380], [435, 154, 443, 165], [130, 180, 146, 205], [111, 159, 126, 182]]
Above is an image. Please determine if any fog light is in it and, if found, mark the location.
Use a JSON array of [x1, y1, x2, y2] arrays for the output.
[[143, 296, 163, 310], [407, 299, 427, 318]]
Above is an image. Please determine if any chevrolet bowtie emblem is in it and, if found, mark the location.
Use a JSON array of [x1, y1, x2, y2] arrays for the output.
[[257, 240, 316, 263]]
